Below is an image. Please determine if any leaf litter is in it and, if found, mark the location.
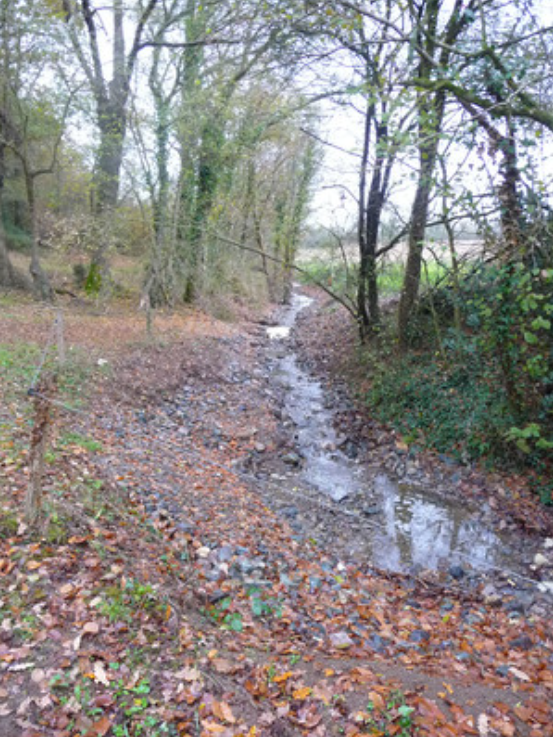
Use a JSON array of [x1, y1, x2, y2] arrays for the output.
[[0, 297, 551, 737]]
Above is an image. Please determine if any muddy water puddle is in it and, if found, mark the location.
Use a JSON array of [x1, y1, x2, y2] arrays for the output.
[[266, 292, 520, 575]]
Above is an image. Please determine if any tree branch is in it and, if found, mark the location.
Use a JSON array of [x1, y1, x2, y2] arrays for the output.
[[212, 231, 358, 319]]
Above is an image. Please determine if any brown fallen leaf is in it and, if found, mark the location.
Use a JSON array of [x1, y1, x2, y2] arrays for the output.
[[83, 621, 100, 635], [84, 715, 112, 737], [212, 658, 234, 674], [368, 691, 385, 710], [213, 700, 236, 724], [176, 666, 201, 682], [201, 719, 227, 733]]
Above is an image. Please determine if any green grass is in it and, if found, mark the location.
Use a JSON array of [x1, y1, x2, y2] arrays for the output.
[[378, 260, 452, 296], [298, 256, 453, 299], [0, 342, 93, 407], [58, 430, 103, 452]]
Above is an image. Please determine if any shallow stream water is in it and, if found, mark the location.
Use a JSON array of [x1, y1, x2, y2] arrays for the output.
[[267, 292, 521, 575]]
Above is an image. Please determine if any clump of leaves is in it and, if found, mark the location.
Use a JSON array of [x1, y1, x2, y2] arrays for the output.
[[112, 678, 176, 736], [247, 586, 282, 619], [95, 579, 165, 624], [364, 690, 416, 737]]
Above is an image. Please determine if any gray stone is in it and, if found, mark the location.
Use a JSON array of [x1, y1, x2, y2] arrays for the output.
[[509, 635, 533, 650], [409, 629, 430, 644], [209, 590, 229, 605], [330, 631, 354, 649], [366, 634, 387, 653], [362, 505, 382, 516], [217, 545, 234, 562]]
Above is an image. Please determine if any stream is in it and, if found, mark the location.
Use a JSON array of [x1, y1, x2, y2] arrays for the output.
[[265, 291, 531, 578]]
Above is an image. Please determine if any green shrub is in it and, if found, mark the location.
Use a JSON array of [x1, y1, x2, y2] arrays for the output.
[[364, 260, 553, 502]]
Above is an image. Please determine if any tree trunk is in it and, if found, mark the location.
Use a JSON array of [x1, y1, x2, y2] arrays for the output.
[[363, 122, 388, 331], [357, 100, 372, 334], [497, 123, 522, 258], [397, 154, 436, 348], [24, 168, 53, 301], [397, 89, 445, 349], [94, 102, 126, 214], [0, 134, 30, 290], [397, 0, 469, 348], [0, 215, 17, 287]]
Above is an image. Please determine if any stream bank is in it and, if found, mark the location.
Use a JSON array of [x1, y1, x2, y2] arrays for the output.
[[245, 289, 553, 616]]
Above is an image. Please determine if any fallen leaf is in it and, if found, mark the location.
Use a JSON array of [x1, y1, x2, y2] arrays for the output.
[[509, 667, 530, 682], [477, 714, 489, 736], [293, 687, 312, 700], [201, 720, 226, 733], [30, 668, 45, 685], [93, 662, 109, 686], [83, 621, 100, 635], [368, 691, 385, 710], [84, 715, 112, 737], [59, 583, 75, 597], [329, 632, 353, 649], [213, 701, 236, 724], [212, 658, 234, 674], [176, 667, 201, 682], [273, 671, 293, 683]]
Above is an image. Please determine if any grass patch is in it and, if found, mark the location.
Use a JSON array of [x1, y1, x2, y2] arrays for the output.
[[58, 430, 103, 453], [0, 509, 19, 539], [0, 342, 93, 408]]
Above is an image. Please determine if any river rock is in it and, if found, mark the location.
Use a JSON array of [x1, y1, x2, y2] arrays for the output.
[[409, 629, 430, 644], [236, 428, 257, 440], [282, 452, 301, 466], [330, 631, 354, 649], [509, 635, 533, 650], [533, 553, 549, 568], [362, 505, 382, 516], [196, 546, 211, 558], [217, 545, 234, 562]]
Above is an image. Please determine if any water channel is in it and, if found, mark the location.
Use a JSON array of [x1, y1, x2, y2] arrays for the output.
[[266, 291, 522, 575]]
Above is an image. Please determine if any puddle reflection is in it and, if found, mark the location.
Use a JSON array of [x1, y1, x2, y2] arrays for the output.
[[371, 475, 501, 571]]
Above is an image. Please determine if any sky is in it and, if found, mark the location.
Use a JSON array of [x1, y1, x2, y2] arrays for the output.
[[305, 0, 553, 233]]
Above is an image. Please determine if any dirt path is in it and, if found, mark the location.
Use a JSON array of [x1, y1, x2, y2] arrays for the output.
[[0, 294, 552, 736]]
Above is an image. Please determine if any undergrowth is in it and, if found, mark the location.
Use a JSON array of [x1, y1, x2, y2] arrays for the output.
[[361, 262, 553, 503]]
